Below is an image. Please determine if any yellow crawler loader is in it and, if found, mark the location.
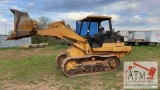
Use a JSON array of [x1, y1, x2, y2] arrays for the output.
[[7, 9, 131, 77]]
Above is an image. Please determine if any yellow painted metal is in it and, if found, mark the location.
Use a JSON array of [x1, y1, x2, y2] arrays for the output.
[[66, 45, 85, 57], [48, 21, 66, 29], [91, 57, 95, 61], [73, 43, 85, 51], [66, 60, 77, 70], [111, 52, 126, 58], [80, 15, 112, 21], [92, 43, 131, 54], [84, 41, 93, 54], [37, 25, 86, 42]]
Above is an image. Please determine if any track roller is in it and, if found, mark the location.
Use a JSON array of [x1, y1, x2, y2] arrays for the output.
[[61, 55, 120, 77]]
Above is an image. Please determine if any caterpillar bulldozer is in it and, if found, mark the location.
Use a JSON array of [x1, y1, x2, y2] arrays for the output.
[[7, 9, 131, 77]]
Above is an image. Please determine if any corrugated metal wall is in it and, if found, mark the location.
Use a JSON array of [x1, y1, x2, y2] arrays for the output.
[[0, 35, 31, 48]]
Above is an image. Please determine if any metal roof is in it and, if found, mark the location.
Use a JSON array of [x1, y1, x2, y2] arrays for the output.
[[80, 15, 112, 22]]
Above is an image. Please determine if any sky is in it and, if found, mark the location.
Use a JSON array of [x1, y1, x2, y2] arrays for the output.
[[0, 0, 160, 35]]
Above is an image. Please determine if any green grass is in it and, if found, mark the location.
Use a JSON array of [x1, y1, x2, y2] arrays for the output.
[[0, 44, 160, 90], [0, 46, 19, 50], [43, 44, 69, 50], [0, 55, 57, 82]]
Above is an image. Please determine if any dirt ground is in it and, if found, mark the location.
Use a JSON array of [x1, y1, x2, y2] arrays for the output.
[[0, 48, 65, 60]]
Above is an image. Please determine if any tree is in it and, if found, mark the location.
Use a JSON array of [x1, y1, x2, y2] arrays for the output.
[[35, 16, 51, 29], [66, 24, 74, 31], [66, 24, 71, 29]]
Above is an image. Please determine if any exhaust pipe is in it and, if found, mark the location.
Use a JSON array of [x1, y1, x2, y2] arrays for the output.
[[7, 9, 37, 40]]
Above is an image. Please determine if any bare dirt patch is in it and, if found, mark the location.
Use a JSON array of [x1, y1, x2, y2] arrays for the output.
[[88, 75, 104, 90]]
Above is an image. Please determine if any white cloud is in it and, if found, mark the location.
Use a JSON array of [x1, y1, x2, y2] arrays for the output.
[[146, 17, 160, 24], [0, 18, 7, 22], [110, 14, 120, 21], [10, 5, 24, 11], [133, 15, 141, 19], [57, 11, 120, 22], [27, 3, 34, 6], [127, 2, 138, 9], [98, 1, 139, 13], [59, 12, 96, 20], [131, 15, 142, 22]]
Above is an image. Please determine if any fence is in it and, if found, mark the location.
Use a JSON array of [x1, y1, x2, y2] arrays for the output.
[[0, 35, 31, 48]]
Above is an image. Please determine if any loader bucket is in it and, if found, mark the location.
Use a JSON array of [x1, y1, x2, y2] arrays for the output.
[[6, 9, 37, 40]]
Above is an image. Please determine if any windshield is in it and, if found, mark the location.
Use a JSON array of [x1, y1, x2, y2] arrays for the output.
[[76, 21, 98, 36]]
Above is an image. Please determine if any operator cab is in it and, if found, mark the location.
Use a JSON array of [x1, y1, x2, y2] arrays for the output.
[[76, 15, 123, 47]]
